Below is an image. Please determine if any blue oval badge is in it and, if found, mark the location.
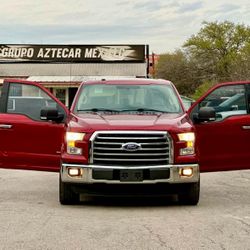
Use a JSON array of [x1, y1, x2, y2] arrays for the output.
[[122, 142, 141, 152]]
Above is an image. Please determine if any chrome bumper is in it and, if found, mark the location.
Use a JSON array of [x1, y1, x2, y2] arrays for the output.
[[61, 163, 199, 184]]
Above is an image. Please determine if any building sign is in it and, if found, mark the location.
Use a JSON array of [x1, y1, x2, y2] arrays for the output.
[[0, 44, 146, 63]]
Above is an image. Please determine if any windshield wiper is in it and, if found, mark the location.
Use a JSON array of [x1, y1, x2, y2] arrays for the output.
[[77, 108, 172, 113], [119, 108, 169, 113], [77, 108, 121, 112]]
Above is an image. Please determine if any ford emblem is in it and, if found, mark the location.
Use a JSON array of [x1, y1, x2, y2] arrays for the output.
[[122, 142, 141, 151]]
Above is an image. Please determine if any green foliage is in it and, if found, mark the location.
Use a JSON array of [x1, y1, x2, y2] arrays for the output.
[[229, 42, 250, 80], [191, 81, 216, 100], [155, 21, 250, 96], [183, 21, 250, 81], [155, 50, 200, 96]]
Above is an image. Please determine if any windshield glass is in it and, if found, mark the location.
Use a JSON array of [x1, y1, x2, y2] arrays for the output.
[[74, 84, 182, 113]]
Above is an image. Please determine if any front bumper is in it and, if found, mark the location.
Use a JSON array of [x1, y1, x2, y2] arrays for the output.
[[61, 163, 199, 184]]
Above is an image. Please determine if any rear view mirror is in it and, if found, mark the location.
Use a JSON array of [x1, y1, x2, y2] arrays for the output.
[[40, 107, 64, 122]]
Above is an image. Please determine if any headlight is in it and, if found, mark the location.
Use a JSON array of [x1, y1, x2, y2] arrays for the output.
[[66, 132, 85, 155], [177, 132, 195, 155]]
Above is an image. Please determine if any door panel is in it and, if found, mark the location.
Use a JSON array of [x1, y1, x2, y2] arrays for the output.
[[195, 115, 250, 172], [189, 83, 250, 172], [0, 114, 64, 171], [0, 79, 68, 172]]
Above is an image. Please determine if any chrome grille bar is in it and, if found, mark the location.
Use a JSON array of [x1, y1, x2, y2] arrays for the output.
[[94, 152, 168, 156], [93, 158, 169, 162], [96, 136, 167, 140], [94, 147, 169, 151], [94, 142, 168, 145]]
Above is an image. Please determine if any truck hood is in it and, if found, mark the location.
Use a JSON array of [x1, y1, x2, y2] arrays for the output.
[[69, 112, 192, 132]]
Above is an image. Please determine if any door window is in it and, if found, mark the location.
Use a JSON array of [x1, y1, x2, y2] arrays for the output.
[[7, 83, 63, 121], [193, 84, 247, 121], [9, 84, 22, 96]]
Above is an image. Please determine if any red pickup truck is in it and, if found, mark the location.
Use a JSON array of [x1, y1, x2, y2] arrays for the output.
[[0, 78, 249, 205]]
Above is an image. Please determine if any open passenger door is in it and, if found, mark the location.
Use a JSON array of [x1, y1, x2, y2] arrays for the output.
[[188, 81, 250, 172], [0, 79, 68, 172]]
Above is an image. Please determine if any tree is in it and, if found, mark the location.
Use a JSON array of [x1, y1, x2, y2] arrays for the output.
[[191, 80, 216, 100], [155, 50, 199, 96], [183, 21, 250, 82], [229, 42, 250, 80], [155, 21, 250, 98]]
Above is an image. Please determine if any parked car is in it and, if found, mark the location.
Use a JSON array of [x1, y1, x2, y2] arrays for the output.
[[215, 93, 246, 112], [180, 95, 194, 110]]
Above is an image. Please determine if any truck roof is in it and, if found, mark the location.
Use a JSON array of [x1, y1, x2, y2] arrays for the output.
[[81, 78, 173, 85]]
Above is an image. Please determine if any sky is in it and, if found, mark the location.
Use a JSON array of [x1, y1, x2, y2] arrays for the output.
[[0, 0, 249, 54]]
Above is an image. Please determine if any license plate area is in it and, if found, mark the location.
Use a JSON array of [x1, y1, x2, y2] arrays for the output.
[[120, 170, 143, 182], [92, 168, 170, 181]]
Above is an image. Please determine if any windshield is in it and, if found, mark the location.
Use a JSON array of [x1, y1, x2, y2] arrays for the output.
[[74, 84, 182, 113]]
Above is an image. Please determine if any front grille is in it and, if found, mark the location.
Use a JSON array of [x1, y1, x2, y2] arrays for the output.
[[90, 131, 171, 166]]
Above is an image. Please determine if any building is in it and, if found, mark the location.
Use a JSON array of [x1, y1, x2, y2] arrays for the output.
[[0, 44, 149, 107]]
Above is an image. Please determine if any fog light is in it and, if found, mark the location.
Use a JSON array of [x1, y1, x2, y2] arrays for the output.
[[180, 167, 193, 177], [68, 167, 82, 177], [67, 146, 82, 155], [180, 147, 195, 155]]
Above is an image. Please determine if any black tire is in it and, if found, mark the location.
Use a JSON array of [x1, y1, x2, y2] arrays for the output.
[[59, 175, 79, 205], [178, 180, 200, 205]]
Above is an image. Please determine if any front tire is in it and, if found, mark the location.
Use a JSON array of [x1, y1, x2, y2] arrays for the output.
[[59, 175, 79, 205], [178, 180, 200, 205]]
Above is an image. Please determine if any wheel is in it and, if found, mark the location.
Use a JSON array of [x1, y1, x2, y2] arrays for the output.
[[59, 175, 79, 205], [178, 180, 200, 205]]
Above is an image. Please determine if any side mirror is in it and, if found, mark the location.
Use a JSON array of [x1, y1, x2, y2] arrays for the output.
[[40, 107, 64, 122], [193, 107, 216, 124]]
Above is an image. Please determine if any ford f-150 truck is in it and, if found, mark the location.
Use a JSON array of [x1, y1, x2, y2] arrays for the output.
[[0, 79, 249, 205]]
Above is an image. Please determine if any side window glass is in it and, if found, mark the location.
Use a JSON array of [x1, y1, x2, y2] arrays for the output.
[[199, 85, 247, 120], [7, 83, 64, 121]]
